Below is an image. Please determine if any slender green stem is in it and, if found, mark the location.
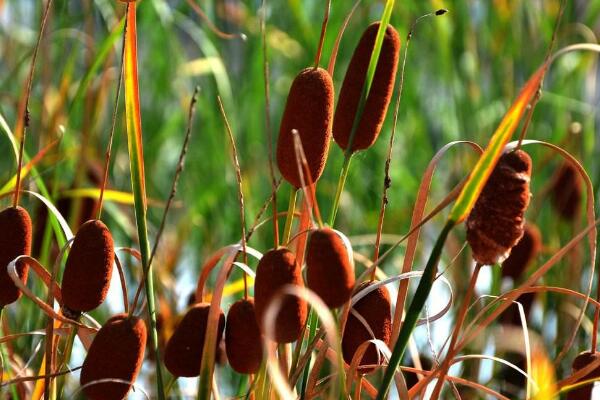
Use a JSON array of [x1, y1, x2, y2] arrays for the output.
[[299, 309, 318, 399], [56, 323, 78, 398], [328, 154, 353, 226], [282, 188, 297, 245], [0, 308, 20, 400], [376, 221, 455, 400]]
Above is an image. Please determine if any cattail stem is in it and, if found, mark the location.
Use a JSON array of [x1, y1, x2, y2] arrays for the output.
[[261, 0, 279, 248], [313, 0, 331, 68], [97, 9, 128, 220], [56, 323, 78, 398], [429, 262, 482, 399], [13, 0, 53, 208], [217, 96, 249, 301], [299, 310, 318, 400], [283, 188, 298, 244], [329, 154, 353, 226], [376, 221, 455, 400]]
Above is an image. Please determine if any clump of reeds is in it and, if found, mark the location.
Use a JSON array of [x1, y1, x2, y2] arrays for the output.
[[80, 313, 146, 400], [164, 302, 225, 377], [0, 206, 32, 307], [306, 228, 355, 308]]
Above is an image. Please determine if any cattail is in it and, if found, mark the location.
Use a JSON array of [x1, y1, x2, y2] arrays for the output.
[[342, 282, 392, 374], [567, 351, 600, 400], [467, 150, 532, 265], [333, 22, 401, 152], [225, 297, 263, 374], [550, 161, 582, 221], [254, 247, 308, 343], [80, 314, 146, 400], [306, 228, 355, 308], [501, 223, 541, 280], [500, 292, 535, 326], [164, 302, 225, 377], [0, 206, 32, 307], [61, 219, 114, 318], [276, 67, 334, 188]]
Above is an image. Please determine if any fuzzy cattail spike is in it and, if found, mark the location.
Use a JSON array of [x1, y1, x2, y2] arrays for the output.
[[254, 247, 308, 343], [550, 161, 582, 222], [276, 67, 334, 189], [61, 219, 114, 318], [333, 22, 401, 152], [164, 302, 225, 377], [0, 206, 32, 307], [342, 282, 392, 374], [467, 149, 532, 265], [225, 297, 263, 374], [566, 351, 600, 400], [80, 314, 146, 400], [306, 228, 355, 308], [501, 223, 541, 280]]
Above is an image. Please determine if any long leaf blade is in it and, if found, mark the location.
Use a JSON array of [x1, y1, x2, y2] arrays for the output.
[[448, 65, 546, 223], [123, 4, 165, 398]]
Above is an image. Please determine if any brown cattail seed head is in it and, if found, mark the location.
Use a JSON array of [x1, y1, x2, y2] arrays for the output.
[[306, 228, 355, 308], [0, 206, 32, 307], [567, 351, 600, 400], [225, 298, 263, 374], [342, 282, 392, 374], [164, 302, 225, 377], [276, 67, 334, 188], [550, 161, 582, 221], [61, 219, 114, 316], [254, 247, 308, 343], [467, 150, 532, 265], [80, 314, 146, 400], [333, 22, 401, 152], [501, 223, 541, 280]]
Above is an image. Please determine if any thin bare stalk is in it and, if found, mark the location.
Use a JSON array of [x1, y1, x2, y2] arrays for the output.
[[217, 96, 249, 298], [131, 86, 199, 314], [371, 11, 441, 277], [97, 11, 129, 219], [13, 0, 54, 207], [429, 263, 482, 399], [261, 0, 279, 248], [313, 0, 331, 68]]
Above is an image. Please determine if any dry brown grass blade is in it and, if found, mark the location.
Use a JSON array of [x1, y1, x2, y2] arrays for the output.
[[513, 139, 596, 360], [392, 141, 483, 340]]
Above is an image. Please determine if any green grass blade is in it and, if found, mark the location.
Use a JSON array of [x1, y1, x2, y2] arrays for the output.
[[447, 65, 547, 223], [123, 4, 165, 399]]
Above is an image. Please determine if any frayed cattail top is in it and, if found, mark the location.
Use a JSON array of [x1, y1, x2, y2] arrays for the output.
[[467, 150, 532, 265], [0, 206, 31, 307], [333, 22, 400, 152], [276, 67, 334, 188], [61, 219, 114, 317]]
